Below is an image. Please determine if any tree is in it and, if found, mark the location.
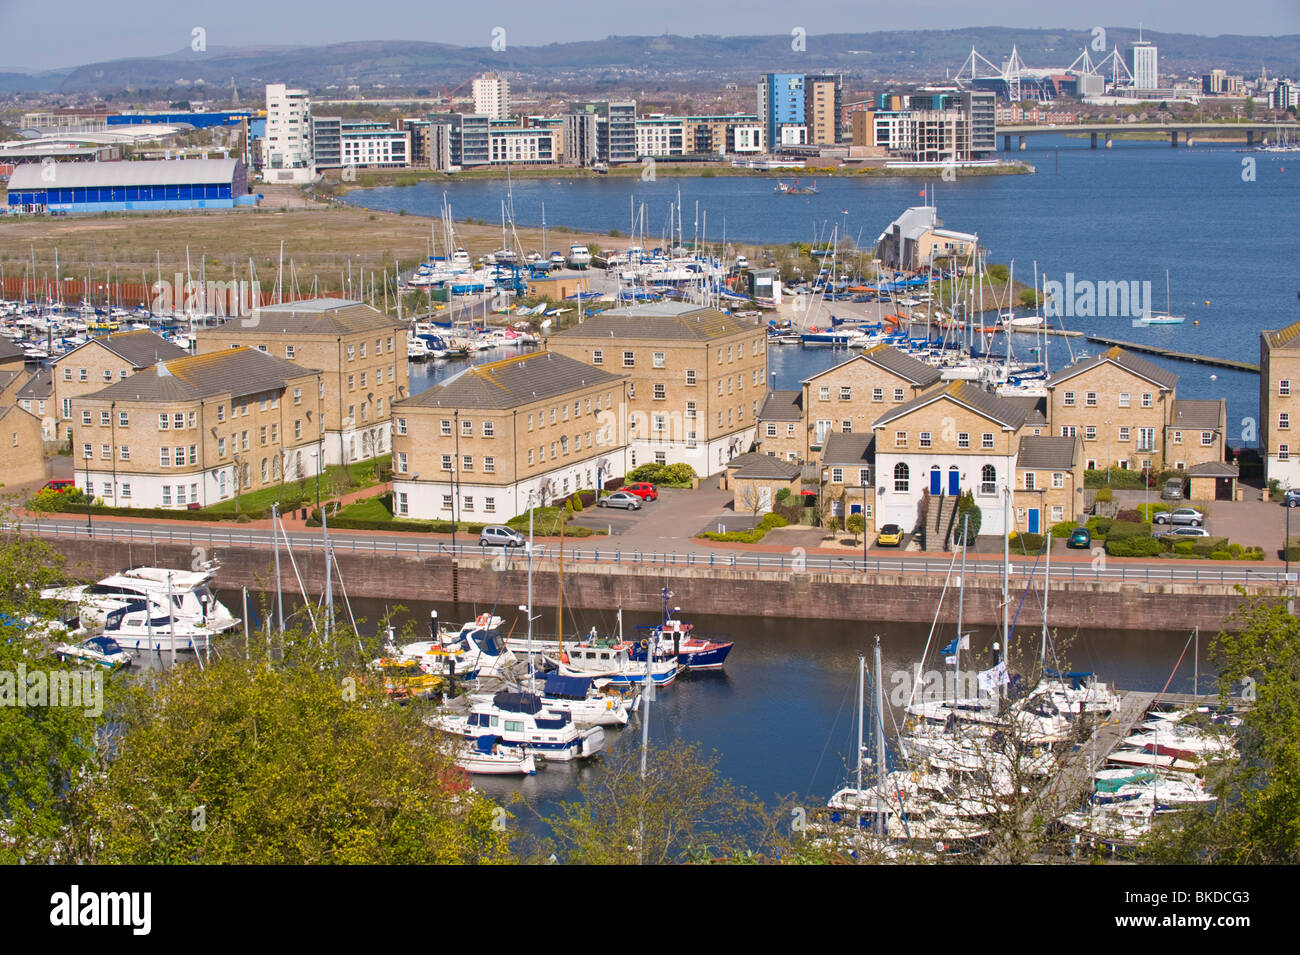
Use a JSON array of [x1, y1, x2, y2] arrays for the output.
[[1141, 595, 1300, 864], [846, 513, 865, 543], [955, 491, 982, 544], [84, 637, 511, 864]]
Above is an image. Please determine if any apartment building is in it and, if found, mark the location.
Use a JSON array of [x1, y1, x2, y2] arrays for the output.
[[1261, 319, 1300, 488], [390, 351, 628, 522], [1045, 347, 1178, 471], [755, 390, 804, 461], [51, 330, 189, 440], [547, 303, 766, 475], [193, 298, 407, 466], [15, 369, 53, 438], [69, 348, 322, 509], [0, 406, 45, 488], [263, 83, 314, 183], [340, 121, 410, 168], [797, 348, 942, 463], [472, 73, 511, 120], [1014, 435, 1085, 533], [872, 382, 1030, 538]]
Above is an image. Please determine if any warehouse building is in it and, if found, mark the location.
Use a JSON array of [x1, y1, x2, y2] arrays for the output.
[[6, 158, 252, 214]]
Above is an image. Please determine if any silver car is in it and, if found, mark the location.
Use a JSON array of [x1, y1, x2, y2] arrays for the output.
[[597, 491, 642, 510], [1154, 507, 1205, 527], [478, 525, 527, 547], [1157, 525, 1210, 538]]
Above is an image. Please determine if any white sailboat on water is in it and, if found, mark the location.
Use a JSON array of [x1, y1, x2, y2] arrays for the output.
[[1135, 270, 1185, 325]]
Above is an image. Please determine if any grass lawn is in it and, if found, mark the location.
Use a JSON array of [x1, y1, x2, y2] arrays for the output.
[[200, 456, 390, 515], [336, 495, 396, 522]]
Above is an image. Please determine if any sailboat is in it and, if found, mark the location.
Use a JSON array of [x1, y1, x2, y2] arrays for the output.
[[1136, 270, 1185, 325]]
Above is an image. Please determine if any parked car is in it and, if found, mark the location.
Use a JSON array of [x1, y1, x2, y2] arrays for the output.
[[623, 482, 659, 501], [597, 491, 642, 510], [1284, 489, 1300, 508], [1153, 507, 1205, 527], [1160, 479, 1185, 501], [1157, 525, 1211, 538], [41, 479, 75, 494], [1066, 527, 1092, 549], [876, 524, 904, 547], [478, 525, 527, 548]]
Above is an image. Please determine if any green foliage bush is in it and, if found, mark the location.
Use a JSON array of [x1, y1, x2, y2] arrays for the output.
[[1010, 532, 1047, 553], [1105, 535, 1165, 557], [1086, 516, 1114, 538], [626, 462, 696, 487], [954, 491, 981, 544], [1094, 487, 1114, 502], [1137, 502, 1170, 521], [1106, 520, 1151, 542], [1049, 521, 1078, 539]]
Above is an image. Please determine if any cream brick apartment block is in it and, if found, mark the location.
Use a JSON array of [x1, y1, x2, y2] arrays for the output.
[[51, 330, 189, 440], [70, 348, 323, 509], [194, 298, 407, 467], [547, 303, 764, 475], [391, 351, 628, 522], [1261, 319, 1300, 488]]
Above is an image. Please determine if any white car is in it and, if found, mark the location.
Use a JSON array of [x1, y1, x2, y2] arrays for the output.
[[1157, 525, 1210, 538]]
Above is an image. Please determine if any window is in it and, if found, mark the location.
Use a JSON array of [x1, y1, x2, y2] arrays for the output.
[[188, 445, 197, 465], [717, 380, 723, 397], [442, 494, 453, 511], [819, 386, 830, 401], [440, 419, 451, 436], [831, 468, 844, 484], [766, 423, 777, 437], [103, 370, 112, 382], [174, 448, 185, 466], [839, 387, 851, 401], [99, 410, 110, 426], [484, 497, 496, 514], [347, 375, 355, 391], [1282, 414, 1292, 431], [653, 352, 665, 369], [1063, 391, 1076, 407], [1119, 392, 1131, 408], [653, 383, 666, 400], [396, 452, 407, 473], [483, 420, 495, 437], [347, 345, 355, 361], [980, 465, 997, 495], [120, 445, 130, 461], [82, 443, 91, 460], [592, 349, 603, 365], [895, 431, 907, 448], [1052, 472, 1064, 488], [686, 401, 697, 420], [981, 433, 994, 450], [1281, 445, 1291, 462], [842, 420, 853, 434], [118, 411, 129, 427], [1060, 425, 1077, 437], [1141, 393, 1153, 408], [121, 484, 130, 499], [655, 451, 667, 465], [63, 368, 71, 382], [717, 348, 723, 365], [1201, 431, 1214, 446], [461, 419, 472, 436], [623, 351, 635, 368], [218, 437, 226, 457], [919, 431, 931, 448], [1085, 392, 1098, 407], [1084, 426, 1097, 441], [872, 387, 883, 402], [81, 411, 91, 426], [360, 372, 367, 388], [462, 454, 473, 472], [893, 462, 910, 493], [176, 485, 186, 506], [100, 443, 110, 459], [285, 345, 295, 359], [241, 431, 248, 451], [1024, 471, 1036, 490], [1138, 428, 1156, 451], [1172, 430, 1183, 444], [484, 456, 495, 473], [158, 413, 169, 430], [217, 405, 226, 423], [527, 449, 534, 466], [174, 413, 185, 430], [893, 388, 904, 402], [686, 369, 696, 385], [441, 454, 453, 471], [160, 447, 170, 467], [1281, 380, 1292, 396], [653, 415, 666, 433], [79, 369, 87, 382], [1119, 426, 1131, 442], [162, 486, 171, 507]]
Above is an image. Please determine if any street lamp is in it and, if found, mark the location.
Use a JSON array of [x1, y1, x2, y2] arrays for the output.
[[1105, 417, 1112, 484], [860, 470, 868, 565], [310, 449, 321, 512], [83, 446, 93, 536]]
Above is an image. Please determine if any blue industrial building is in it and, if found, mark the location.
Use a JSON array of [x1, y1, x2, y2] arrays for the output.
[[107, 111, 253, 130], [6, 158, 253, 213]]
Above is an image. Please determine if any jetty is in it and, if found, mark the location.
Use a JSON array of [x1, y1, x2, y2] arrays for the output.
[[1085, 336, 1259, 373]]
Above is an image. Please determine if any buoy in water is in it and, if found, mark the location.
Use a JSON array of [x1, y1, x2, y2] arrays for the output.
[[1204, 300, 1211, 306], [1193, 320, 1199, 325]]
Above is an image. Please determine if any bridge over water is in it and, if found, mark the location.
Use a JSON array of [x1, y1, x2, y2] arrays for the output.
[[994, 121, 1300, 151]]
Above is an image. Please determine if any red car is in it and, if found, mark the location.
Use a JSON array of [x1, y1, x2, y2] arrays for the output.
[[42, 479, 75, 494], [623, 482, 658, 501]]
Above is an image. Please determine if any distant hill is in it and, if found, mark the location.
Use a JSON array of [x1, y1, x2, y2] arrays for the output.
[[5, 28, 1297, 96]]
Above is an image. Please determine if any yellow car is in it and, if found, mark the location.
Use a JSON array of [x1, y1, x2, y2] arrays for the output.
[[876, 524, 904, 547]]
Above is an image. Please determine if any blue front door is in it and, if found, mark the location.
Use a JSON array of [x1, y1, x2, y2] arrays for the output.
[[948, 467, 960, 495], [930, 468, 942, 494], [1029, 509, 1040, 534]]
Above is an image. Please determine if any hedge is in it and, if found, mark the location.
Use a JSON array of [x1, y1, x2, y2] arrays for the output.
[[1086, 516, 1114, 539], [1105, 520, 1151, 542], [1136, 502, 1171, 521], [37, 495, 279, 522], [1105, 536, 1165, 557], [626, 462, 696, 487], [1050, 521, 1077, 539], [1009, 532, 1047, 553], [699, 510, 788, 543]]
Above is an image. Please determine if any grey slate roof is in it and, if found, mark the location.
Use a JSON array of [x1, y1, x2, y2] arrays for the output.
[[1017, 435, 1079, 470], [59, 329, 188, 369], [854, 345, 943, 387], [821, 433, 875, 467], [726, 452, 801, 479], [1002, 395, 1048, 427], [0, 339, 25, 362], [1186, 461, 1239, 477], [550, 304, 757, 343], [873, 380, 1029, 430], [397, 351, 624, 410], [222, 298, 405, 336], [16, 368, 51, 399], [83, 347, 319, 403], [758, 389, 803, 421], [1045, 345, 1179, 391], [1170, 399, 1223, 430]]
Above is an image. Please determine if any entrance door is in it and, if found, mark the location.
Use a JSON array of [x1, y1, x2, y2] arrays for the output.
[[1028, 508, 1040, 534], [948, 466, 960, 495], [1216, 478, 1233, 501], [929, 467, 942, 495]]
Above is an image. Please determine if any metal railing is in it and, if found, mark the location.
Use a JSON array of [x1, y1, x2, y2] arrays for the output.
[[12, 518, 1292, 588]]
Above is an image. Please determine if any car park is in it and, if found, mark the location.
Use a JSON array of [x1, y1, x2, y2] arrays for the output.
[[1153, 507, 1204, 526], [596, 491, 642, 510], [478, 525, 527, 548]]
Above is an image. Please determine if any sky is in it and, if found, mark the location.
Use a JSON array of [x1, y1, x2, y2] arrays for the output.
[[1, 0, 1298, 72]]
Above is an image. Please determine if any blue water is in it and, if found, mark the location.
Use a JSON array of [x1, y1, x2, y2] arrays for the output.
[[356, 136, 1300, 435]]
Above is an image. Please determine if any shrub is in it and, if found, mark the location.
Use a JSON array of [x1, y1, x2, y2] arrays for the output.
[[1209, 551, 1232, 560], [758, 512, 789, 531], [775, 487, 792, 503], [1137, 502, 1170, 521], [1115, 508, 1143, 524], [1174, 541, 1194, 555], [1106, 520, 1150, 542], [1105, 536, 1165, 557], [1011, 532, 1047, 553], [626, 462, 696, 487], [954, 491, 981, 544], [1094, 487, 1114, 503], [1086, 516, 1113, 538], [572, 494, 584, 513], [1050, 520, 1076, 539]]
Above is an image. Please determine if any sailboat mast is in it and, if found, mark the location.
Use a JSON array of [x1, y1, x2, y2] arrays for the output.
[[957, 514, 968, 695], [855, 653, 865, 826], [873, 635, 886, 836]]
